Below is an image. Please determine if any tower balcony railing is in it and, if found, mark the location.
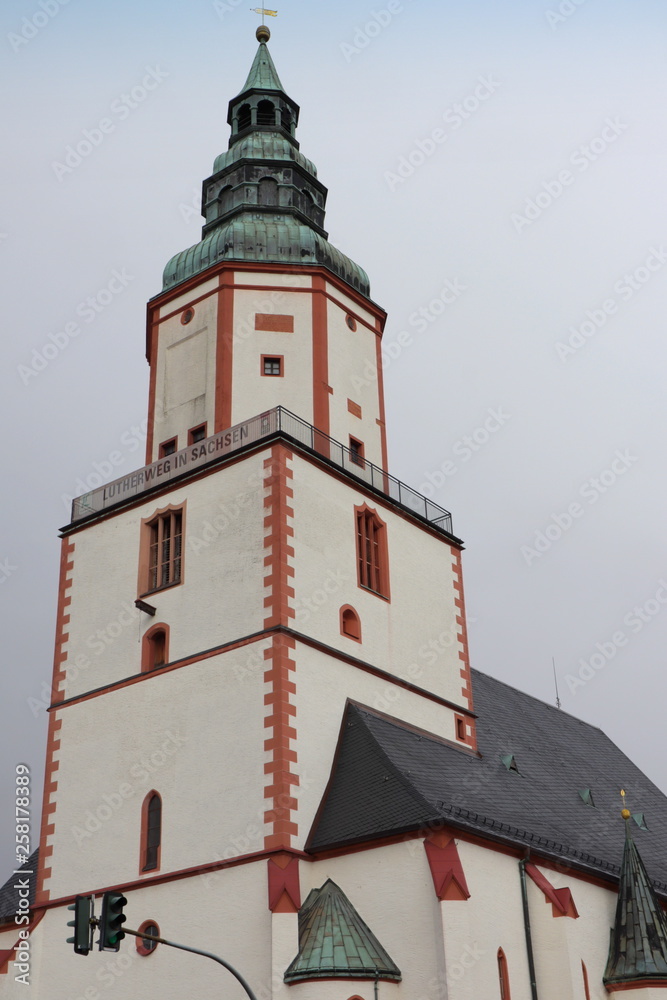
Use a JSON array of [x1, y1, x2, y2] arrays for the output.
[[70, 406, 454, 535]]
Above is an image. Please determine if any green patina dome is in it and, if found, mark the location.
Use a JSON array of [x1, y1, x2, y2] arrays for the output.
[[162, 35, 370, 298]]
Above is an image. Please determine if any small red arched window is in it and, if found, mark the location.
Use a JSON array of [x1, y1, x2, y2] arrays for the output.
[[140, 792, 162, 873], [142, 624, 170, 673], [498, 948, 511, 1000], [340, 606, 362, 642]]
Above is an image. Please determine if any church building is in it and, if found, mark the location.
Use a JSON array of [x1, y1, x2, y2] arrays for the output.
[[2, 26, 667, 1000]]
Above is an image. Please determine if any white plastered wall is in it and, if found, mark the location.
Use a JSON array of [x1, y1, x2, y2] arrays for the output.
[[231, 286, 314, 426], [290, 454, 466, 708], [19, 861, 271, 1000], [152, 279, 219, 460], [326, 292, 384, 468], [62, 451, 267, 701], [43, 640, 270, 899]]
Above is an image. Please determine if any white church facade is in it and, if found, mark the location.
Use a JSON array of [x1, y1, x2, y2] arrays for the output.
[[2, 26, 667, 1000]]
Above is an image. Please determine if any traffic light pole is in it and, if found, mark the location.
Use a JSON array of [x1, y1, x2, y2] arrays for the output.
[[123, 927, 259, 1000]]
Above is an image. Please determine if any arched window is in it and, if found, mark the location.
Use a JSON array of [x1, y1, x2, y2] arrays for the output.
[[257, 99, 276, 126], [340, 606, 362, 642], [280, 106, 292, 132], [258, 177, 278, 206], [218, 185, 233, 215], [497, 948, 511, 1000], [237, 104, 251, 131], [136, 920, 160, 956], [141, 792, 162, 873], [142, 624, 169, 673]]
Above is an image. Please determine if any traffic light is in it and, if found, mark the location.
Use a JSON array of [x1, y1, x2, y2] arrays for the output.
[[98, 891, 127, 952], [66, 895, 93, 955]]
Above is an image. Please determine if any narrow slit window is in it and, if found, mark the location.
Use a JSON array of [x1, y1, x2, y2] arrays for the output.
[[349, 437, 365, 467], [142, 793, 162, 872], [143, 627, 168, 672], [498, 949, 511, 1000]]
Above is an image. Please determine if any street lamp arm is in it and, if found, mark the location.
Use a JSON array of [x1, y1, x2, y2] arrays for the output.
[[123, 927, 259, 1000]]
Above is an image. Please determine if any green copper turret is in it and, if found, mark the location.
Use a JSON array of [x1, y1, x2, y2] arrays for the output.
[[163, 26, 370, 297]]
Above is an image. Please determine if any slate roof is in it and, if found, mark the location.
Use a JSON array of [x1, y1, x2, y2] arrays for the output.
[[284, 879, 401, 982], [604, 825, 667, 985], [0, 851, 38, 924], [308, 670, 667, 893]]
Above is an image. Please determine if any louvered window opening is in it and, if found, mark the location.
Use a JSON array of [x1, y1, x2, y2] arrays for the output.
[[149, 512, 182, 591]]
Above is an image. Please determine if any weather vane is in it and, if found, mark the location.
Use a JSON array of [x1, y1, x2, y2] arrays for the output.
[[250, 7, 278, 18]]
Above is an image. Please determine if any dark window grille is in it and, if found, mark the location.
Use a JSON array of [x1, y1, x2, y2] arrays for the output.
[[141, 923, 159, 953], [257, 99, 275, 126], [357, 509, 384, 595], [148, 511, 182, 591], [263, 357, 282, 376]]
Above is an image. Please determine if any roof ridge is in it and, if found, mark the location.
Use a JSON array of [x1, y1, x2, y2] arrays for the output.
[[471, 668, 606, 734]]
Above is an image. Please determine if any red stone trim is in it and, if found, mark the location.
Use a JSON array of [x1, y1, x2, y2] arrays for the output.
[[525, 863, 579, 918], [451, 549, 476, 750], [256, 313, 294, 332], [268, 854, 301, 912], [145, 313, 160, 463], [51, 626, 477, 721], [215, 281, 235, 432], [424, 834, 470, 900], [263, 446, 295, 630], [582, 961, 591, 1000], [36, 536, 75, 904], [312, 274, 330, 456], [347, 399, 362, 419], [375, 318, 389, 472], [264, 636, 299, 850], [498, 948, 512, 1000]]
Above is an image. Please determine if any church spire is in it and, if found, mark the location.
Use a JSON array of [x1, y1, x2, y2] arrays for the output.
[[604, 813, 667, 990], [162, 26, 370, 297]]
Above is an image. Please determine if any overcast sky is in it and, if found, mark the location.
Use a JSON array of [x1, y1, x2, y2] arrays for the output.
[[2, 0, 667, 878]]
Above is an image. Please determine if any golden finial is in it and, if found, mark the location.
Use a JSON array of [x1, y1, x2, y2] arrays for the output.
[[621, 789, 631, 820], [256, 24, 271, 42]]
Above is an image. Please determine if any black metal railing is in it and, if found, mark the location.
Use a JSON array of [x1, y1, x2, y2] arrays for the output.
[[71, 406, 453, 536]]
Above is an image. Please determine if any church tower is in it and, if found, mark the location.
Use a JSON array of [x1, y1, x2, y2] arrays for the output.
[[14, 26, 474, 1000]]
